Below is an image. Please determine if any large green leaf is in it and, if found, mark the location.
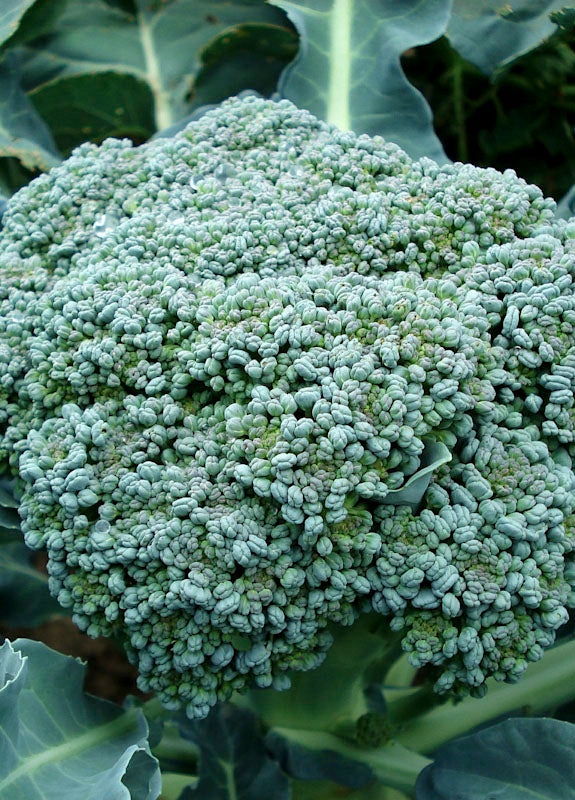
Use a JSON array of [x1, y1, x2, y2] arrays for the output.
[[30, 72, 155, 154], [448, 0, 567, 75], [416, 717, 575, 799], [0, 638, 161, 799], [268, 0, 453, 161], [0, 0, 38, 48], [17, 0, 289, 132], [0, 53, 60, 170], [177, 704, 290, 800]]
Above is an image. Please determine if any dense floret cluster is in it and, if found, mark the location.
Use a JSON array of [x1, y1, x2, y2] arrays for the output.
[[1, 95, 575, 718]]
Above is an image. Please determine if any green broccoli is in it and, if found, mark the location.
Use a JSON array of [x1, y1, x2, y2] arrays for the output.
[[1, 95, 574, 719]]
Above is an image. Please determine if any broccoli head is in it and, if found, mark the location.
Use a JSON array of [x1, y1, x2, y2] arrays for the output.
[[1, 95, 574, 718]]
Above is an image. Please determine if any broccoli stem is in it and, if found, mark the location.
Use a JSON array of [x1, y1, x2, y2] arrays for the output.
[[264, 639, 575, 795], [141, 695, 169, 722], [327, 0, 353, 131], [159, 771, 198, 800], [385, 683, 444, 727], [151, 722, 200, 770], [396, 637, 575, 753], [137, 10, 173, 130], [244, 615, 403, 733], [269, 727, 430, 795]]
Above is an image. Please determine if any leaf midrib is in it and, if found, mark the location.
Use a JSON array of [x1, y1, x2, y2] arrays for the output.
[[328, 0, 352, 130], [137, 9, 173, 131], [0, 705, 141, 793]]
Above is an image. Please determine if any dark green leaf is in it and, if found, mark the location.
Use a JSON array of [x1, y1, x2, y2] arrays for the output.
[[187, 22, 298, 112], [200, 20, 297, 70], [292, 781, 409, 800], [551, 7, 575, 32], [0, 0, 38, 48], [177, 703, 290, 800], [18, 0, 289, 133], [0, 478, 19, 508], [104, 0, 137, 13], [416, 717, 575, 799], [558, 185, 575, 219], [0, 470, 60, 625], [448, 0, 567, 75], [0, 471, 61, 625], [0, 52, 60, 170], [0, 638, 161, 798], [268, 0, 451, 160], [0, 507, 19, 529], [30, 72, 155, 153], [0, 536, 63, 626], [1, 0, 68, 47], [0, 156, 35, 194], [266, 730, 373, 789]]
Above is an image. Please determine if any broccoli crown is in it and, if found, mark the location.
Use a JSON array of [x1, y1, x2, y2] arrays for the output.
[[1, 95, 575, 718]]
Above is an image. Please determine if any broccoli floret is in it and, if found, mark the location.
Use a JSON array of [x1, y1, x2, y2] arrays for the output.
[[376, 418, 575, 695], [1, 95, 575, 718]]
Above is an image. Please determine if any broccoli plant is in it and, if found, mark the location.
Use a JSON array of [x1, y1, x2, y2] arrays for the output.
[[1, 1, 575, 800]]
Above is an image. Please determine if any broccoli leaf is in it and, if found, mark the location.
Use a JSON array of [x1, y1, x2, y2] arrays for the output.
[[177, 703, 290, 800], [0, 477, 18, 508], [0, 533, 63, 626], [266, 730, 374, 789], [557, 184, 575, 219], [0, 507, 19, 529], [0, 52, 60, 170], [448, 0, 568, 76], [267, 0, 452, 161], [0, 470, 64, 629], [416, 717, 575, 799], [29, 72, 155, 154], [0, 638, 161, 799], [2, 0, 69, 47], [0, 0, 38, 48], [15, 0, 290, 133], [187, 22, 298, 115]]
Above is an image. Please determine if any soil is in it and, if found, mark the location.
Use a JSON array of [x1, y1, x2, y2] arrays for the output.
[[0, 615, 146, 704]]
